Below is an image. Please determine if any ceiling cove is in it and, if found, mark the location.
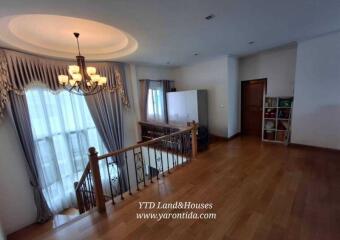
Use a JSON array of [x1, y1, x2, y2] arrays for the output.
[[0, 14, 138, 60]]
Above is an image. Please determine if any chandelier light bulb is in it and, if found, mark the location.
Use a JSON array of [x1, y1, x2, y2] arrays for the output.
[[58, 75, 69, 85], [86, 67, 96, 76], [69, 79, 77, 87], [100, 77, 107, 85], [72, 73, 82, 82], [91, 74, 101, 82], [68, 65, 80, 75]]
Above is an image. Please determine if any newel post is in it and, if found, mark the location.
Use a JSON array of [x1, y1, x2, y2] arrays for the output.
[[89, 147, 106, 213], [190, 121, 198, 159]]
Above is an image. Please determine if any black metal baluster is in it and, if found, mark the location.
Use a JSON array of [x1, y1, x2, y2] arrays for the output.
[[176, 135, 179, 166], [188, 132, 192, 162], [84, 177, 90, 208], [88, 173, 95, 207], [171, 135, 175, 169], [139, 146, 147, 187], [148, 145, 153, 183], [115, 155, 124, 200], [105, 157, 115, 204], [124, 152, 132, 195], [186, 132, 190, 162], [85, 175, 92, 208], [160, 141, 165, 177], [183, 133, 187, 163], [166, 136, 170, 174], [132, 148, 140, 191], [154, 142, 159, 180], [181, 134, 184, 165]]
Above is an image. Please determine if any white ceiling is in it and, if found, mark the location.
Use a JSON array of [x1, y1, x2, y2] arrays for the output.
[[0, 0, 340, 66], [0, 14, 138, 60]]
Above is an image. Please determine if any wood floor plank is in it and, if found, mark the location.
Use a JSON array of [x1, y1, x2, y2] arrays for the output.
[[7, 137, 340, 240]]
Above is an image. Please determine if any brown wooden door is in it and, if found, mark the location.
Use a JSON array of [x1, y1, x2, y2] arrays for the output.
[[241, 79, 266, 137]]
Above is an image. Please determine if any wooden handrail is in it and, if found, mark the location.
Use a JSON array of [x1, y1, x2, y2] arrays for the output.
[[74, 121, 198, 215], [138, 121, 187, 130], [97, 126, 193, 160]]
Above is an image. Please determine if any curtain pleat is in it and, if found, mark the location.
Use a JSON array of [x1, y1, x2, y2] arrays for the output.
[[3, 49, 129, 106], [0, 49, 130, 221], [161, 80, 173, 124], [6, 92, 53, 223], [85, 90, 127, 191], [139, 79, 150, 121]]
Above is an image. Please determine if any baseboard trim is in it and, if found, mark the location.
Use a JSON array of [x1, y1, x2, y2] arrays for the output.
[[228, 132, 241, 141], [289, 143, 340, 153], [209, 132, 241, 142]]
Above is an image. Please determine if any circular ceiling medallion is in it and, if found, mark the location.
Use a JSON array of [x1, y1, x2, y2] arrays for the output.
[[0, 14, 138, 60]]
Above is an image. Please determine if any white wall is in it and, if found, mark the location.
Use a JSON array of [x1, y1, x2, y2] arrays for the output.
[[291, 32, 340, 150], [0, 222, 5, 240], [0, 115, 37, 235], [239, 46, 297, 96], [123, 64, 139, 146], [174, 56, 239, 137], [227, 57, 240, 137], [135, 64, 175, 80]]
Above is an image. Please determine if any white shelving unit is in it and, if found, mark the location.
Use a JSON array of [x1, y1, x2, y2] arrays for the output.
[[262, 96, 293, 145]]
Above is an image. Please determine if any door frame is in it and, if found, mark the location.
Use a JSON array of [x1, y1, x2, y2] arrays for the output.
[[241, 78, 267, 136]]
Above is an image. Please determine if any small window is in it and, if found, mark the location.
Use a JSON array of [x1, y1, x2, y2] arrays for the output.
[[147, 81, 165, 122]]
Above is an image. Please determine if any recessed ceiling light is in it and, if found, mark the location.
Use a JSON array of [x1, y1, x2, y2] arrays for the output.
[[166, 62, 170, 65], [248, 41, 255, 45], [193, 52, 199, 56], [205, 14, 215, 20]]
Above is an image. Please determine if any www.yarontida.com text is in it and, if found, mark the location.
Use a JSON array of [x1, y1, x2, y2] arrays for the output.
[[136, 201, 216, 221]]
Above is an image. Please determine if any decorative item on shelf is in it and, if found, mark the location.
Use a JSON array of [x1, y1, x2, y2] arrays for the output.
[[278, 108, 290, 119], [265, 97, 277, 108], [262, 96, 293, 144], [278, 97, 293, 107], [277, 120, 289, 130], [264, 130, 275, 140], [264, 108, 276, 118], [264, 119, 275, 130], [57, 33, 114, 96], [276, 131, 286, 142]]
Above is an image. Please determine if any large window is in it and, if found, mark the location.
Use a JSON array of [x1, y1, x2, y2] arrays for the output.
[[26, 88, 107, 213], [147, 81, 165, 122]]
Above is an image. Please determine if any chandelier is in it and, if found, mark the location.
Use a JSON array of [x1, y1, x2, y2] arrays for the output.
[[58, 32, 110, 95]]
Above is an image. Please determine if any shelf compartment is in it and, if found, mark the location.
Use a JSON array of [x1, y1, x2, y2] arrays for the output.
[[264, 108, 277, 119], [264, 97, 278, 108], [278, 97, 293, 108], [263, 130, 276, 141], [276, 130, 288, 142]]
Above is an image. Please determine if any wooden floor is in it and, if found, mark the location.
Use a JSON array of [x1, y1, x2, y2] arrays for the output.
[[8, 137, 340, 240]]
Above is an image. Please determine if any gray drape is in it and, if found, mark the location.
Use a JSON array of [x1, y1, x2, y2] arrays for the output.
[[161, 80, 173, 124], [86, 90, 127, 191], [139, 79, 150, 121], [1, 49, 130, 220], [4, 49, 129, 106], [7, 92, 52, 222]]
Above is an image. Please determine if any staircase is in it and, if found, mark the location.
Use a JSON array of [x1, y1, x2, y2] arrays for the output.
[[74, 121, 198, 214]]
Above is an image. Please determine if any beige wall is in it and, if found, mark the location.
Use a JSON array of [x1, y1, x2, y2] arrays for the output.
[[0, 115, 37, 235], [173, 56, 239, 137], [291, 32, 340, 149], [239, 46, 297, 96]]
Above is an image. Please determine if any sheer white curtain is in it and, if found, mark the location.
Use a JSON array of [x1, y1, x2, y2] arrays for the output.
[[147, 81, 165, 123], [26, 87, 115, 214]]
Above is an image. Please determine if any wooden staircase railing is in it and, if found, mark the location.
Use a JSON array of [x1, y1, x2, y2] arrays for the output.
[[74, 121, 198, 214]]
